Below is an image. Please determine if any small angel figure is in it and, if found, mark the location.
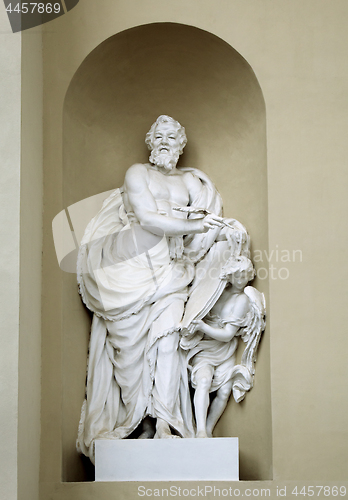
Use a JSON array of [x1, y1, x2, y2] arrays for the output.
[[183, 256, 265, 438]]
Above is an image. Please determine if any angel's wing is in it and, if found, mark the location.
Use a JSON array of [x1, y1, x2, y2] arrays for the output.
[[241, 286, 266, 374], [230, 286, 266, 402]]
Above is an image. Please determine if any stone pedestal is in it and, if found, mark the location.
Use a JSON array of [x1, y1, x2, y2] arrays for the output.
[[95, 438, 239, 482]]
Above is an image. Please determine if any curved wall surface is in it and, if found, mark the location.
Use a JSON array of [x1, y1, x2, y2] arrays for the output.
[[62, 22, 271, 481]]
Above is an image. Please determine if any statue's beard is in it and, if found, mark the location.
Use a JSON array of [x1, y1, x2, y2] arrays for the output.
[[149, 149, 180, 172]]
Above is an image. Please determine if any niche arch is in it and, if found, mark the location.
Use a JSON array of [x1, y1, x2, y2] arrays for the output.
[[62, 22, 272, 482]]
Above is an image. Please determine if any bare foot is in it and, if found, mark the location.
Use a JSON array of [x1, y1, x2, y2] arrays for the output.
[[138, 430, 154, 439], [154, 418, 180, 439], [138, 417, 155, 439]]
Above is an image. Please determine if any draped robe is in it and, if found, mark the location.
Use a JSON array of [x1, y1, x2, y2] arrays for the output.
[[187, 310, 249, 393], [76, 167, 222, 461]]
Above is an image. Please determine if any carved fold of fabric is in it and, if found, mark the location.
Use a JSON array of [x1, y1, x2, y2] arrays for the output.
[[76, 315, 122, 462], [188, 337, 239, 391], [77, 188, 127, 319], [93, 234, 171, 312], [186, 310, 249, 394], [181, 167, 223, 263], [77, 292, 195, 460]]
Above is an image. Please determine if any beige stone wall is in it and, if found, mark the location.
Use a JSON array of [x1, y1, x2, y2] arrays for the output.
[[0, 8, 42, 500], [18, 25, 43, 500], [0, 9, 21, 500]]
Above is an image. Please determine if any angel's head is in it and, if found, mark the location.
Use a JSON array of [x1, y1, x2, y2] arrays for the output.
[[222, 256, 255, 291]]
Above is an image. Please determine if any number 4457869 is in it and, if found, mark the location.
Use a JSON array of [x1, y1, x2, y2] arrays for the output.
[[292, 486, 346, 497], [6, 3, 61, 14]]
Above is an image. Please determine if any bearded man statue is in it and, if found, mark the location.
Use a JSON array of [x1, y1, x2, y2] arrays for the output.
[[76, 115, 226, 462]]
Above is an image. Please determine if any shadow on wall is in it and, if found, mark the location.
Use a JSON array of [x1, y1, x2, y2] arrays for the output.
[[61, 22, 271, 482]]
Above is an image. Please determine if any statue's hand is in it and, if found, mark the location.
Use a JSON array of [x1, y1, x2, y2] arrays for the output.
[[201, 213, 224, 232], [191, 319, 205, 333]]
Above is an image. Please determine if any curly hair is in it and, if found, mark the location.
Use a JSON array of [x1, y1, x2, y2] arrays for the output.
[[220, 256, 255, 281], [145, 115, 187, 154]]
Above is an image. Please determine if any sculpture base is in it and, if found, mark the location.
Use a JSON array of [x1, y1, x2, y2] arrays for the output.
[[95, 437, 239, 482]]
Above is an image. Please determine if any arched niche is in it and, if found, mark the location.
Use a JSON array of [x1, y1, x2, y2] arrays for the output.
[[62, 22, 272, 482]]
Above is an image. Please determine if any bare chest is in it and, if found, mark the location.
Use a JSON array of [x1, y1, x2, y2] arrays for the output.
[[147, 169, 189, 207]]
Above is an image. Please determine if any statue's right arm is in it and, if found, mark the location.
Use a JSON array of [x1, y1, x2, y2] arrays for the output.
[[192, 319, 238, 342], [124, 164, 221, 237]]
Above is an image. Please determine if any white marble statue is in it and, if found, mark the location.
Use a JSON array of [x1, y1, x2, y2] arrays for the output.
[[76, 115, 264, 463], [180, 256, 266, 438]]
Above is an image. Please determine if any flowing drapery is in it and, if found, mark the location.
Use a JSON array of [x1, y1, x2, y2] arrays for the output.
[[76, 167, 222, 461]]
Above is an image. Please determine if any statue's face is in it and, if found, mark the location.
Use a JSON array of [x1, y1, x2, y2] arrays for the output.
[[150, 122, 181, 171], [152, 122, 181, 156], [229, 270, 250, 291]]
